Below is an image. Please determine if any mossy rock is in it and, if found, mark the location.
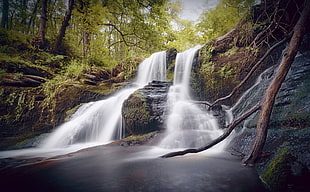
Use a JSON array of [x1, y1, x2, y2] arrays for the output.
[[122, 90, 154, 135], [260, 145, 295, 192]]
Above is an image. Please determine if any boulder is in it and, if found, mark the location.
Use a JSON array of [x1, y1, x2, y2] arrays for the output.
[[122, 81, 172, 135]]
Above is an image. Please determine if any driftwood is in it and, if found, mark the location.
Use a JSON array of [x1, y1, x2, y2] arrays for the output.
[[161, 103, 261, 158]]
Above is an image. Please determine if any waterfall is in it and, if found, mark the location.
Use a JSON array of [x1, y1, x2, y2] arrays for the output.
[[40, 51, 167, 149], [159, 46, 222, 149]]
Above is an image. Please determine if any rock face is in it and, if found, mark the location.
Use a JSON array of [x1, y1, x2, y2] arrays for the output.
[[228, 34, 310, 191], [122, 81, 171, 135]]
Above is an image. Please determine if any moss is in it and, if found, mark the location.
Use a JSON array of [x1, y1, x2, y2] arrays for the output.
[[0, 131, 43, 150], [122, 90, 153, 135], [260, 145, 295, 191], [122, 131, 157, 143]]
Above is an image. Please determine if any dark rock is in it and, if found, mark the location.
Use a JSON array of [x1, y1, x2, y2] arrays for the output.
[[166, 48, 177, 67], [227, 34, 310, 192], [0, 74, 46, 87], [209, 105, 227, 128], [122, 81, 172, 135], [0, 60, 52, 78]]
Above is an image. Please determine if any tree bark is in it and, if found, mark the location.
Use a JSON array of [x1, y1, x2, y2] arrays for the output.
[[38, 0, 48, 48], [1, 0, 9, 29], [242, 0, 310, 165], [161, 103, 261, 158], [53, 0, 75, 54], [27, 0, 39, 34]]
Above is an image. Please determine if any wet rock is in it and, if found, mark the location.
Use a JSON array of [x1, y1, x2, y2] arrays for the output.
[[122, 81, 171, 135], [228, 34, 310, 192]]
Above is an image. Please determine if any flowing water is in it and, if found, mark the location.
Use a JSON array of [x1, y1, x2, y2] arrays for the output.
[[41, 51, 167, 149], [159, 46, 223, 149], [0, 51, 167, 158], [1, 47, 224, 157]]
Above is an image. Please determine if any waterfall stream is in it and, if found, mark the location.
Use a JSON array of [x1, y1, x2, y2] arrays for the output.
[[0, 47, 225, 158], [40, 51, 167, 149], [159, 46, 223, 149]]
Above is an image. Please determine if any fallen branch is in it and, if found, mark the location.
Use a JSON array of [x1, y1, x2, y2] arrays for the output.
[[210, 34, 291, 107], [160, 103, 261, 158]]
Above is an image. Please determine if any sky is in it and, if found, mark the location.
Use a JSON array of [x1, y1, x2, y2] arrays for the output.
[[172, 0, 220, 21]]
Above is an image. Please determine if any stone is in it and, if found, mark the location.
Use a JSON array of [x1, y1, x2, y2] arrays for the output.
[[122, 81, 172, 135]]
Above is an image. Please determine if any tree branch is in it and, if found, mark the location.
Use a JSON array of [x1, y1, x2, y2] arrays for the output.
[[160, 103, 261, 158]]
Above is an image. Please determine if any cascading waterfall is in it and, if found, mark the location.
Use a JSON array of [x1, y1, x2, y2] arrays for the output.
[[40, 51, 167, 149], [159, 46, 222, 149]]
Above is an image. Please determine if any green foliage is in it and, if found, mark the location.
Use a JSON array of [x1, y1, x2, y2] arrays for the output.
[[63, 60, 88, 79], [0, 29, 34, 53], [198, 44, 216, 89], [1, 89, 36, 122], [197, 0, 254, 41], [165, 19, 203, 51]]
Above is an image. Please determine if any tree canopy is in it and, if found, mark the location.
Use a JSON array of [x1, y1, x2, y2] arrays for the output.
[[0, 0, 255, 66]]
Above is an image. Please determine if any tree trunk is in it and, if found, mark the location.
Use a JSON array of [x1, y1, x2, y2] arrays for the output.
[[82, 30, 91, 57], [242, 0, 310, 165], [27, 0, 39, 34], [38, 0, 48, 48], [1, 0, 9, 29], [53, 0, 75, 54]]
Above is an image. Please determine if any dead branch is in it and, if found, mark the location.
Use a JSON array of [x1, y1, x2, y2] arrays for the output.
[[210, 34, 291, 107], [160, 103, 261, 158]]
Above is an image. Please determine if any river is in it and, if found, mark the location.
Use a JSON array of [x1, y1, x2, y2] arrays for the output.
[[0, 144, 267, 192]]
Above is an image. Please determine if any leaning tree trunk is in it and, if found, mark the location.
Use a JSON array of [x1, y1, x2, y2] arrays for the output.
[[53, 0, 75, 54], [38, 0, 48, 48], [242, 0, 310, 165]]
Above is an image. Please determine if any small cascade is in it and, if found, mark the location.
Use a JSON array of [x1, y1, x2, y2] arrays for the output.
[[159, 46, 222, 149], [40, 51, 166, 149]]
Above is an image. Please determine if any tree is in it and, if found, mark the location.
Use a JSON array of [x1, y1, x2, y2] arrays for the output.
[[1, 0, 9, 29], [53, 0, 75, 54], [197, 0, 254, 41], [27, 0, 39, 34], [37, 0, 48, 48]]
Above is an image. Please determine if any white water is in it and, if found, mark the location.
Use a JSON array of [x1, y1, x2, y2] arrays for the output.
[[0, 46, 227, 158], [41, 51, 167, 148], [159, 46, 223, 149], [0, 51, 167, 158]]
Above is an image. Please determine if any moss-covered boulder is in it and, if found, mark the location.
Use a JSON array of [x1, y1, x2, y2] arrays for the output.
[[122, 81, 171, 135]]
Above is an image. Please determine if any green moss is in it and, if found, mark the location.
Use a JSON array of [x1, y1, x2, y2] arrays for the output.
[[122, 90, 153, 134], [260, 145, 294, 191], [1, 88, 37, 123], [123, 131, 156, 143]]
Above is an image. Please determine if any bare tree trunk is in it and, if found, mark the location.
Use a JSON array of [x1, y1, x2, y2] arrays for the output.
[[1, 0, 9, 29], [38, 0, 48, 48], [53, 0, 75, 54], [27, 0, 39, 34], [82, 30, 90, 57], [242, 0, 310, 165]]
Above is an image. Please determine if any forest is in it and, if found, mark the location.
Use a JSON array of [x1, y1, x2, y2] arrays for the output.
[[0, 0, 310, 192]]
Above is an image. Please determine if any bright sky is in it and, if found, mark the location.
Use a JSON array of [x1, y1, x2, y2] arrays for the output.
[[172, 0, 220, 21]]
